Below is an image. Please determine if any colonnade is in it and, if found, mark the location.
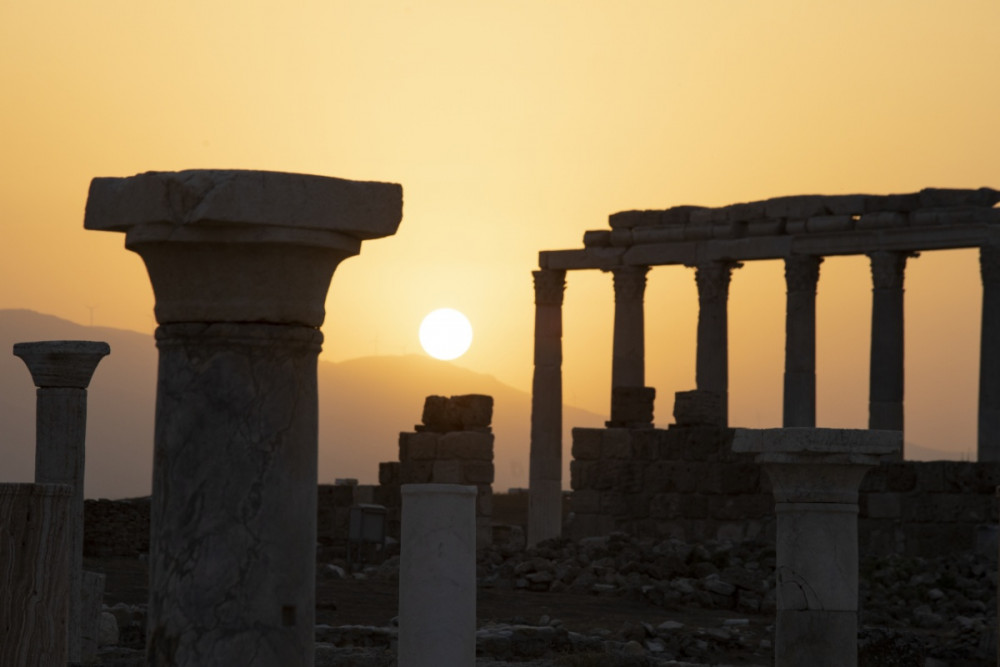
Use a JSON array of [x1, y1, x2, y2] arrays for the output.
[[529, 246, 1000, 543]]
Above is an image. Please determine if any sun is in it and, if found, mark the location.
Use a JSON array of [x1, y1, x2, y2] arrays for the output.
[[419, 308, 473, 361]]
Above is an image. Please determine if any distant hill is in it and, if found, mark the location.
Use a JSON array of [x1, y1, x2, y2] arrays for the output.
[[0, 309, 606, 498]]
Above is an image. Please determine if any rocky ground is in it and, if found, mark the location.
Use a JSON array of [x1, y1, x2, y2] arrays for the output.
[[91, 533, 996, 666]]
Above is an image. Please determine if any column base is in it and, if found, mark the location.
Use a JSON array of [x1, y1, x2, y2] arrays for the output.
[[776, 610, 857, 667]]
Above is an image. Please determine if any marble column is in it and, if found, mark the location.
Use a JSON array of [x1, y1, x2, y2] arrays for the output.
[[13, 339, 110, 665], [733, 428, 901, 667], [868, 251, 913, 444], [694, 260, 741, 427], [84, 169, 402, 666], [979, 244, 1000, 462], [529, 269, 566, 546], [783, 256, 822, 427], [611, 265, 649, 392], [398, 484, 477, 667], [0, 483, 72, 667]]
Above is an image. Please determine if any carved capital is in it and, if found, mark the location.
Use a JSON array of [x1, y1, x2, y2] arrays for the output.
[[868, 251, 914, 291], [694, 261, 742, 305], [784, 255, 823, 294], [533, 270, 566, 306], [612, 266, 649, 303], [981, 244, 1000, 286]]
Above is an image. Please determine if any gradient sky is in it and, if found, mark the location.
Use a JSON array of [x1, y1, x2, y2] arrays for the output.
[[1, 2, 997, 456]]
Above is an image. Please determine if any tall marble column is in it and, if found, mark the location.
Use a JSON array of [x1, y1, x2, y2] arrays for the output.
[[611, 265, 649, 392], [13, 340, 110, 665], [783, 256, 822, 427], [733, 428, 901, 667], [694, 260, 741, 427], [979, 244, 1000, 462], [529, 269, 566, 546], [868, 251, 913, 444], [84, 169, 402, 666]]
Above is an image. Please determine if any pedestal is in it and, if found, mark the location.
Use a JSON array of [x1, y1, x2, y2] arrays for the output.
[[398, 484, 477, 667]]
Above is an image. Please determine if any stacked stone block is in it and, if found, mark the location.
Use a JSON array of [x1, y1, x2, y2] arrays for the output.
[[377, 395, 495, 548]]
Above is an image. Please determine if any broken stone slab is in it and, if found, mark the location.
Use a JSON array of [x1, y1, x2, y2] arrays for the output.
[[419, 394, 493, 432], [673, 390, 724, 428]]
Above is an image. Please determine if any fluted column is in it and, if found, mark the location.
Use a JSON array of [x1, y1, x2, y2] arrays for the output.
[[783, 256, 822, 427], [979, 244, 1000, 461], [694, 260, 741, 427], [611, 266, 649, 392], [13, 340, 110, 665], [85, 169, 402, 667], [529, 269, 566, 546], [868, 251, 913, 445]]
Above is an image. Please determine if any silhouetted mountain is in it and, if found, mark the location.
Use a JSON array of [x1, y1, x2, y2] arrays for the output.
[[0, 310, 605, 498]]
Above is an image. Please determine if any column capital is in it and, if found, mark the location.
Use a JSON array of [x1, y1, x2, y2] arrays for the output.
[[694, 260, 742, 304], [532, 269, 566, 306], [13, 341, 110, 389], [611, 265, 649, 303], [868, 250, 917, 291], [784, 255, 823, 294], [84, 170, 403, 327]]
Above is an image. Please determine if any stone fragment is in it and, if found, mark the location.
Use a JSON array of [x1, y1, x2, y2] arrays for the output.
[[673, 390, 724, 427]]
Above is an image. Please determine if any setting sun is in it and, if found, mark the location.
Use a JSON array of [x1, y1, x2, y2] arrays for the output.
[[419, 308, 473, 361]]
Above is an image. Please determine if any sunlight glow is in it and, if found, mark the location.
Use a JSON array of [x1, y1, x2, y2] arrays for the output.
[[419, 308, 473, 361]]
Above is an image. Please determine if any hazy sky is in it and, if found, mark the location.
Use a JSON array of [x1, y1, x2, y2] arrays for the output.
[[1, 2, 997, 456]]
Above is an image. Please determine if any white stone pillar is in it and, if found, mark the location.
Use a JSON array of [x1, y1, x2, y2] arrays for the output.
[[13, 340, 110, 665], [611, 265, 649, 392], [398, 484, 477, 667], [85, 169, 402, 667], [868, 251, 914, 443], [979, 244, 1000, 462], [733, 428, 901, 667], [694, 260, 741, 427], [0, 483, 72, 667], [529, 269, 566, 546], [783, 256, 822, 427]]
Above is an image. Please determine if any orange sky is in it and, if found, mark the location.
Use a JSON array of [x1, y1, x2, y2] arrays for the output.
[[1, 2, 997, 456]]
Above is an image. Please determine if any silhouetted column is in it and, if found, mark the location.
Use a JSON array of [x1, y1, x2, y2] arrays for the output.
[[398, 484, 477, 667], [783, 256, 822, 427], [0, 483, 72, 667], [13, 340, 110, 665], [611, 265, 649, 392], [85, 169, 402, 667], [868, 251, 913, 445], [979, 244, 1000, 462], [733, 428, 901, 667], [529, 269, 566, 546], [694, 260, 741, 426]]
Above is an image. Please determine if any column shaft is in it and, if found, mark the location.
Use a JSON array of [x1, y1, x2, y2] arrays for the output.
[[148, 323, 321, 666], [979, 244, 1000, 461], [783, 256, 822, 427], [694, 261, 740, 426], [529, 269, 566, 546], [611, 266, 649, 391], [868, 251, 911, 441]]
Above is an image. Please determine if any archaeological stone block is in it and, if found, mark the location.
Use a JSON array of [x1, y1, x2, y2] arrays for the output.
[[400, 432, 439, 461], [571, 428, 602, 461], [438, 431, 493, 460], [673, 390, 724, 427]]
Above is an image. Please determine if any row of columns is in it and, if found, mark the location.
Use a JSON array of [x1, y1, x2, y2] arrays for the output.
[[529, 246, 1000, 542]]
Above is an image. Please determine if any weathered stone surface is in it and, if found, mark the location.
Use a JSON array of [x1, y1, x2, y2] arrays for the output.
[[421, 394, 493, 432], [673, 390, 725, 427], [13, 340, 110, 388]]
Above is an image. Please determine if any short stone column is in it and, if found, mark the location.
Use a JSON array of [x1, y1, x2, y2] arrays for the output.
[[783, 256, 822, 427], [529, 269, 566, 545], [693, 260, 741, 427], [13, 339, 110, 665], [979, 244, 1000, 462], [868, 251, 914, 442], [85, 169, 402, 666], [398, 484, 477, 667], [0, 483, 73, 666], [733, 428, 902, 667], [611, 265, 649, 393]]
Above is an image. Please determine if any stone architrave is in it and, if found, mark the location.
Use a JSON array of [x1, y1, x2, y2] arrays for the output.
[[0, 483, 72, 666], [693, 260, 741, 427], [868, 250, 914, 443], [529, 269, 566, 546], [398, 484, 477, 667], [13, 340, 110, 664], [85, 169, 402, 666], [611, 265, 649, 391], [783, 256, 822, 427], [979, 243, 1000, 462], [733, 428, 901, 667]]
